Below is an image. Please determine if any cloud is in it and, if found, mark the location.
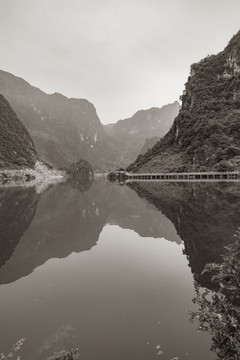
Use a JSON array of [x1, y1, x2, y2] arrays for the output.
[[1, 0, 240, 123]]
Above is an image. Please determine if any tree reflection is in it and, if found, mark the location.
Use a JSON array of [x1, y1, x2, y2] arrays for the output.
[[190, 232, 240, 359]]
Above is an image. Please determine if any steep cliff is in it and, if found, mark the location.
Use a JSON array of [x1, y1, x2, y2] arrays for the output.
[[105, 102, 179, 168], [128, 30, 240, 173], [0, 70, 118, 172], [0, 94, 37, 168]]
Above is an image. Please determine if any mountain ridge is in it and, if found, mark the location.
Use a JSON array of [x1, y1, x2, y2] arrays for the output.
[[0, 69, 180, 171], [0, 69, 179, 172], [0, 69, 118, 172]]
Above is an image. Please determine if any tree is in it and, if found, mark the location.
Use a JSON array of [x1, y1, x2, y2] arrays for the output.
[[190, 231, 240, 360]]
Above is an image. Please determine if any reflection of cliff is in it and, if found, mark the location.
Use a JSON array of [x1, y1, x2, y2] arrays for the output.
[[0, 179, 180, 284], [1, 180, 239, 288], [102, 180, 180, 242], [0, 187, 38, 268], [128, 182, 240, 288], [0, 182, 105, 284]]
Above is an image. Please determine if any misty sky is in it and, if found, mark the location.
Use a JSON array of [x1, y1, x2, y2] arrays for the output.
[[1, 0, 240, 124]]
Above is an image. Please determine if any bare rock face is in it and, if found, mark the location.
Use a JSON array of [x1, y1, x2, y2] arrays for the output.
[[128, 30, 240, 173], [0, 94, 37, 169]]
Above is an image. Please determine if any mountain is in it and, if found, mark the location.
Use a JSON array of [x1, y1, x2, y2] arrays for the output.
[[0, 70, 118, 172], [0, 70, 180, 172], [0, 94, 37, 168], [127, 30, 240, 173], [104, 102, 179, 168]]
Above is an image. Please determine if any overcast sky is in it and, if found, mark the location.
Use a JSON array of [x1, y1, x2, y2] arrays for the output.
[[1, 0, 240, 124]]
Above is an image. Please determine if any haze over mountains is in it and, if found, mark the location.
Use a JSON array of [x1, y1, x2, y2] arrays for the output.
[[104, 102, 179, 167], [0, 69, 178, 172], [1, 30, 240, 174], [128, 30, 240, 173], [0, 70, 118, 172]]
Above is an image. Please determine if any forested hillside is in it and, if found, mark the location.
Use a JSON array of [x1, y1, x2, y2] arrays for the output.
[[128, 30, 240, 173], [0, 94, 37, 169]]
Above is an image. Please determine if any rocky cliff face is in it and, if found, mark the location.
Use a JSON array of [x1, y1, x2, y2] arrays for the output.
[[0, 94, 37, 168], [105, 102, 179, 168], [0, 70, 117, 172], [128, 30, 240, 173]]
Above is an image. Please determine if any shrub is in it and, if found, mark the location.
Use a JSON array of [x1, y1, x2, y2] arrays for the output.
[[190, 232, 240, 360]]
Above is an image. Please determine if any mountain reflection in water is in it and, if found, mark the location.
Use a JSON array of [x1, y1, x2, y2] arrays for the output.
[[0, 178, 239, 360], [0, 179, 181, 284], [128, 181, 240, 288]]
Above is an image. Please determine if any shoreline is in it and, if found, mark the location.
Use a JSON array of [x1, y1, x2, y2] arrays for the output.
[[0, 161, 66, 193]]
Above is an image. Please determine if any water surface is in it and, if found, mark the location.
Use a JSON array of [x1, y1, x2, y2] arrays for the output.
[[0, 179, 239, 359]]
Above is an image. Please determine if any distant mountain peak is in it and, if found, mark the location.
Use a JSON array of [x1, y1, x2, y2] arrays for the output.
[[104, 101, 179, 168]]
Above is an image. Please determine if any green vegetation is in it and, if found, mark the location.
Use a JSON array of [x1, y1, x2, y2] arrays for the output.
[[190, 232, 240, 359], [0, 339, 25, 360], [47, 348, 79, 360], [0, 343, 79, 360], [68, 159, 93, 179], [0, 95, 36, 169], [127, 30, 240, 173], [67, 159, 94, 190]]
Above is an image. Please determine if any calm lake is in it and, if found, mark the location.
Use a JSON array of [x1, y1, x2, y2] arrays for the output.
[[0, 178, 239, 360]]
